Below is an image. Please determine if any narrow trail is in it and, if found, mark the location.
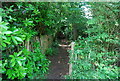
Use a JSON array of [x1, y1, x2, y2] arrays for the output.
[[47, 40, 70, 79]]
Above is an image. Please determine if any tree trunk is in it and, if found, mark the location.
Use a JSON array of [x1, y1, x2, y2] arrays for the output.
[[72, 24, 78, 40], [25, 40, 29, 51]]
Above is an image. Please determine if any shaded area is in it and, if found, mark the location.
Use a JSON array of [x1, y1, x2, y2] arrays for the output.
[[47, 39, 70, 79]]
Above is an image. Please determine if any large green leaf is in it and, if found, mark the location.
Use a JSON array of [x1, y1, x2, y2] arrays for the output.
[[17, 60, 22, 66], [14, 36, 23, 42], [17, 51, 22, 56], [18, 57, 26, 60], [11, 36, 18, 45], [3, 31, 12, 34], [3, 40, 11, 44], [1, 42, 6, 47], [11, 61, 15, 67], [1, 36, 7, 39]]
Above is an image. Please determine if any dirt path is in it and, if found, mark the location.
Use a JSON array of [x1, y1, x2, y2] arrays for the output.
[[47, 40, 70, 79]]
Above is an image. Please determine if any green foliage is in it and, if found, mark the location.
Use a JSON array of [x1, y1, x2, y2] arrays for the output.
[[0, 8, 29, 50], [24, 42, 50, 79], [65, 2, 120, 79], [2, 2, 86, 38], [45, 47, 58, 56], [2, 42, 50, 79], [1, 2, 120, 80], [45, 48, 54, 56], [3, 51, 26, 79], [0, 19, 28, 79], [1, 7, 50, 80], [66, 34, 119, 79]]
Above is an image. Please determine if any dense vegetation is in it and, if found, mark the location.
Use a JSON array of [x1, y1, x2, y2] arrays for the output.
[[66, 2, 120, 79], [0, 2, 120, 80]]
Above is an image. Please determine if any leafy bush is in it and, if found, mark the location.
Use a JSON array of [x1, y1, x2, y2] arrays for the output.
[[2, 42, 50, 79], [66, 34, 119, 79], [1, 8, 50, 80], [65, 2, 120, 79]]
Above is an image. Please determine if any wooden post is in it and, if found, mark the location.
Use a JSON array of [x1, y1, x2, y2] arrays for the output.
[[40, 35, 48, 54], [69, 42, 75, 75], [25, 39, 29, 51]]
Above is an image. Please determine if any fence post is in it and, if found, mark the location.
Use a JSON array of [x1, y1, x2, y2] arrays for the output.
[[69, 42, 75, 75], [26, 39, 29, 51]]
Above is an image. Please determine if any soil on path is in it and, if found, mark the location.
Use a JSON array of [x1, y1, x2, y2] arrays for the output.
[[47, 39, 70, 79]]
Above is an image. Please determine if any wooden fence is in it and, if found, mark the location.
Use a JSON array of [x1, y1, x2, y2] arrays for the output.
[[24, 35, 53, 54]]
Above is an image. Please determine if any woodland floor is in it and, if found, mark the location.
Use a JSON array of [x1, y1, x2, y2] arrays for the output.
[[47, 39, 70, 79]]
